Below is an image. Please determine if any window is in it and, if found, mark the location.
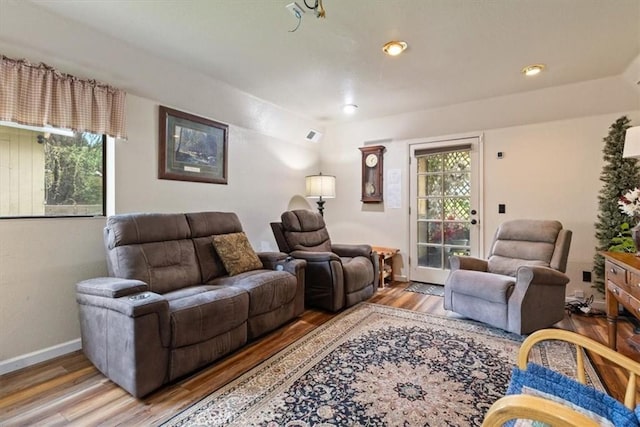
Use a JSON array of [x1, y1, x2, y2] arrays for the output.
[[0, 122, 106, 217]]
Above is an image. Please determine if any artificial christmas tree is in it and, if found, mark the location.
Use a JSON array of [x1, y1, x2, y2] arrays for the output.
[[594, 116, 639, 293]]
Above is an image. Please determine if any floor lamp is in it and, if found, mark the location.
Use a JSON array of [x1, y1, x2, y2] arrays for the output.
[[305, 173, 336, 217]]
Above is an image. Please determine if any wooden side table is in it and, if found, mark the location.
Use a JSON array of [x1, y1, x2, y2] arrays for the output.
[[601, 251, 640, 350], [372, 246, 399, 287]]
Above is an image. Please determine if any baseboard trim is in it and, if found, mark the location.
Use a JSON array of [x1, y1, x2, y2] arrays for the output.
[[591, 299, 605, 311], [0, 338, 82, 376]]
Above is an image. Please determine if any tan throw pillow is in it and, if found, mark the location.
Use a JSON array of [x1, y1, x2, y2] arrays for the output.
[[212, 232, 263, 276]]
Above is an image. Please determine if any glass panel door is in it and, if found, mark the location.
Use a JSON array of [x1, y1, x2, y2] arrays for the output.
[[409, 137, 481, 284]]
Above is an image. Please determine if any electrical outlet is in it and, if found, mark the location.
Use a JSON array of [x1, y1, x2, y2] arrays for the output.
[[582, 271, 592, 282], [574, 290, 585, 299], [498, 204, 506, 214]]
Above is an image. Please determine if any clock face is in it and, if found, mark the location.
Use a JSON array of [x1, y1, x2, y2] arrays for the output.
[[365, 153, 378, 168]]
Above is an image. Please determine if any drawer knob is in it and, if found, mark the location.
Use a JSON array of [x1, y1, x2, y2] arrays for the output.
[[610, 268, 618, 274], [613, 288, 619, 295]]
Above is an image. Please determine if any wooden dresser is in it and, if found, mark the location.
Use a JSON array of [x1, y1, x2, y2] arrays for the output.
[[602, 251, 640, 350]]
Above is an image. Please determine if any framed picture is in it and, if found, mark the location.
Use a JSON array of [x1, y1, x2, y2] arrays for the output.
[[158, 106, 228, 184]]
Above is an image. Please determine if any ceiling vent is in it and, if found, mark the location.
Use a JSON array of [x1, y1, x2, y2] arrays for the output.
[[305, 129, 323, 143]]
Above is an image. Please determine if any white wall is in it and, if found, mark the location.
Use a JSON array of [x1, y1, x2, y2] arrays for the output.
[[0, 217, 107, 369], [115, 94, 320, 246], [321, 77, 640, 304]]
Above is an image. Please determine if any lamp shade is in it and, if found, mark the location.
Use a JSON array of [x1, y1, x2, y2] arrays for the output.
[[305, 174, 336, 199], [623, 126, 640, 158]]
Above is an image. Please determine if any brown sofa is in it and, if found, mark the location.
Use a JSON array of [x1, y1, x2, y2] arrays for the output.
[[76, 211, 305, 397]]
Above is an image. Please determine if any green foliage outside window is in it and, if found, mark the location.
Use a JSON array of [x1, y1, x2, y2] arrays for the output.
[[44, 132, 104, 207], [0, 122, 105, 217]]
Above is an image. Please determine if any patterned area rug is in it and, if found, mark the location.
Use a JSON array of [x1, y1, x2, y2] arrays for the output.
[[405, 281, 445, 297], [163, 303, 603, 427]]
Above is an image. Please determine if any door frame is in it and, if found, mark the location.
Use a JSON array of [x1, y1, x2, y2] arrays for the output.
[[404, 132, 485, 283]]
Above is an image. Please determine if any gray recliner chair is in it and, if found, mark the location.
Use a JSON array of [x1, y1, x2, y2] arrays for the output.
[[271, 209, 378, 312], [444, 219, 572, 335]]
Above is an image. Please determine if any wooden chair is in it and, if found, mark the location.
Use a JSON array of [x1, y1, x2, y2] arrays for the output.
[[482, 329, 640, 426]]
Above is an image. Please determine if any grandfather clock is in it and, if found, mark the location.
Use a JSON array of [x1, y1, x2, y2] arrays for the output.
[[359, 145, 385, 203]]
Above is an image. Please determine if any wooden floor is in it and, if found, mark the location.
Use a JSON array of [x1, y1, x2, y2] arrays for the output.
[[1, 282, 639, 426]]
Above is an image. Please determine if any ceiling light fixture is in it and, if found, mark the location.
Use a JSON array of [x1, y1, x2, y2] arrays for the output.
[[382, 41, 408, 56], [522, 64, 545, 77], [343, 104, 358, 114]]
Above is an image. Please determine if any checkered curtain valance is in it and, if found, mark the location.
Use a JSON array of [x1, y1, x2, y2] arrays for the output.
[[0, 55, 127, 139]]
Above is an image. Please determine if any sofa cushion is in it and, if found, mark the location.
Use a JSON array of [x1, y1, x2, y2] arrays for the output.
[[192, 236, 228, 282], [211, 270, 298, 316], [165, 285, 249, 348], [212, 232, 263, 276], [108, 239, 202, 294], [281, 210, 332, 252], [495, 219, 562, 243], [186, 211, 244, 237], [187, 212, 246, 281], [448, 270, 515, 303], [488, 219, 562, 276], [105, 213, 191, 248], [488, 255, 549, 277]]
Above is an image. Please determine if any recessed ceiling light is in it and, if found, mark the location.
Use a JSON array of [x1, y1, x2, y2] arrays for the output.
[[382, 41, 408, 56], [522, 64, 545, 77], [342, 104, 358, 114]]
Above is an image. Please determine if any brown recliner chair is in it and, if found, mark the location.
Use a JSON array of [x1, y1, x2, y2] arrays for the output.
[[444, 219, 572, 335], [271, 209, 378, 312]]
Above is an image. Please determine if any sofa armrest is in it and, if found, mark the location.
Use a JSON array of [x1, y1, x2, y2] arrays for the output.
[[76, 277, 168, 322], [76, 282, 170, 397], [77, 289, 168, 319], [331, 243, 372, 258], [257, 251, 288, 270], [450, 255, 488, 272], [516, 265, 570, 287], [257, 251, 307, 276], [508, 266, 571, 334], [76, 277, 148, 298], [290, 250, 341, 262], [278, 258, 306, 275], [278, 257, 306, 316]]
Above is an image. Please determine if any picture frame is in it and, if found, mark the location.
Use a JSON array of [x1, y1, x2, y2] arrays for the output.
[[158, 106, 228, 184]]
